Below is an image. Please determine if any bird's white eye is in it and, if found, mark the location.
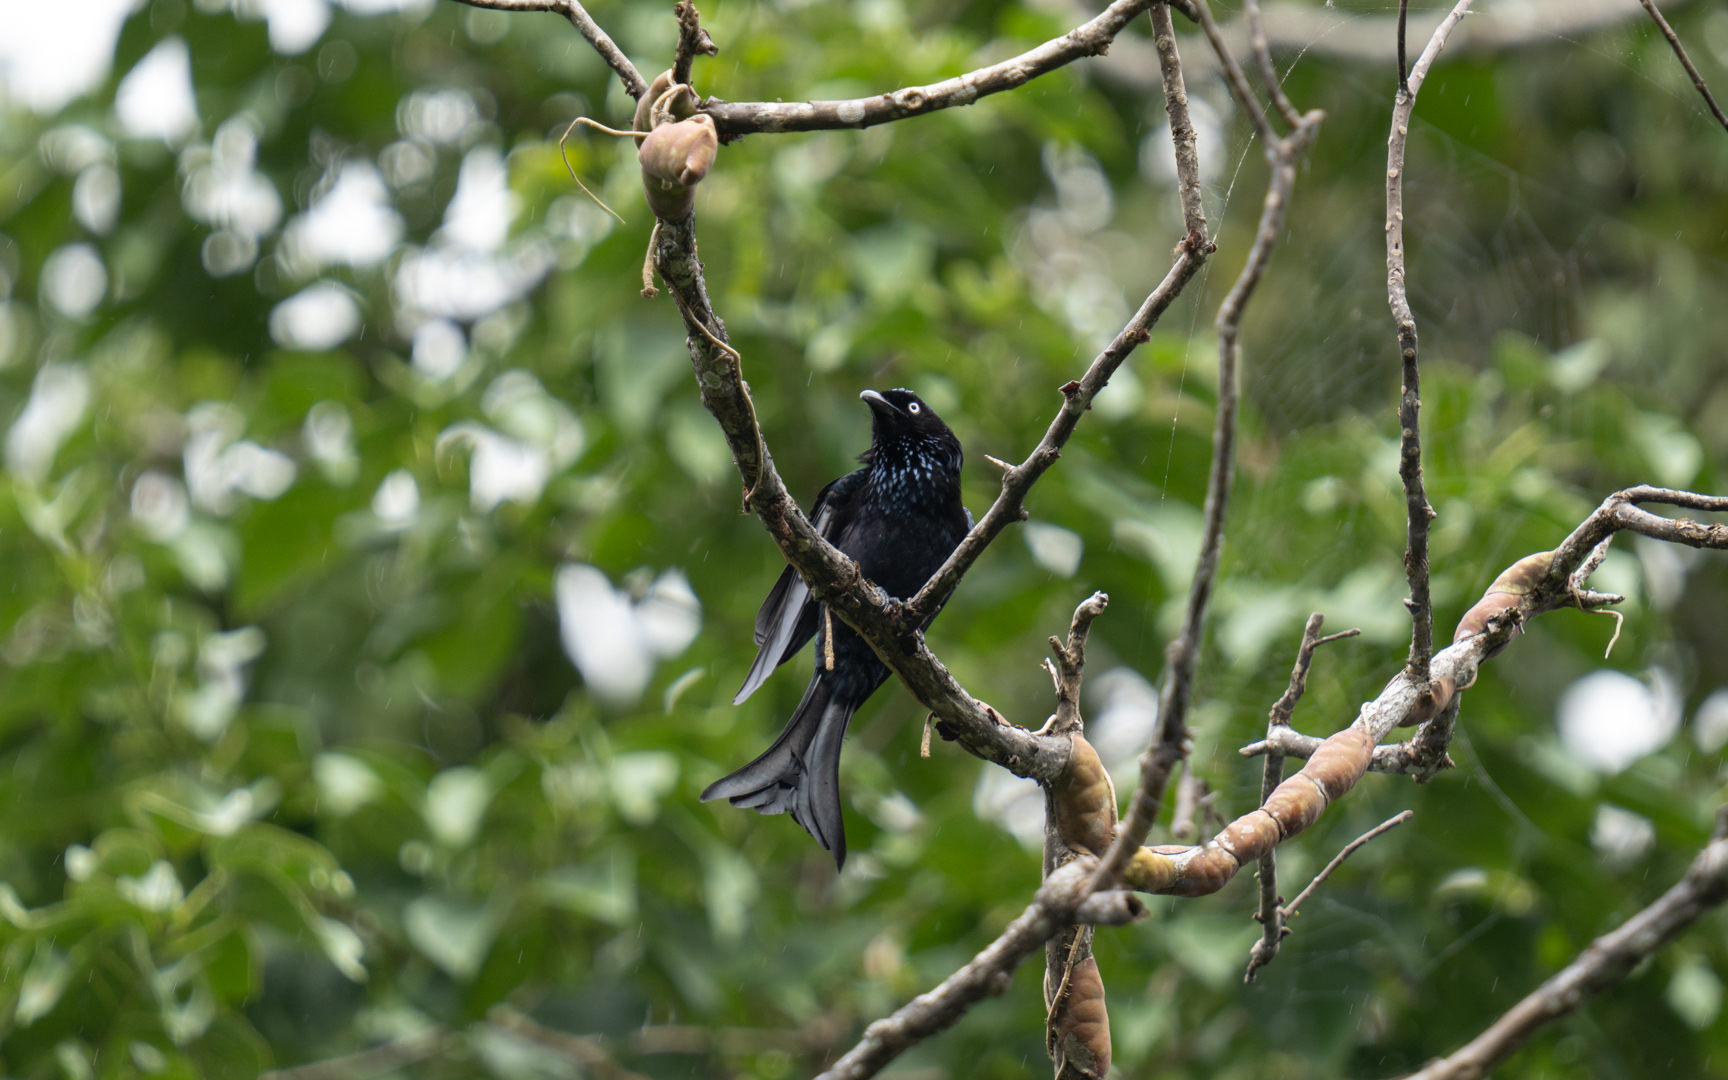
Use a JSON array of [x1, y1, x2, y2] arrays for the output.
[[908, 402, 921, 414]]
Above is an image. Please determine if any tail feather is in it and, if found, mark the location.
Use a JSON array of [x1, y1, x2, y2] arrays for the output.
[[700, 674, 856, 868]]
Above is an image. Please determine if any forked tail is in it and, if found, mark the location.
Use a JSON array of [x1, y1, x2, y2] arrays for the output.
[[700, 673, 856, 868]]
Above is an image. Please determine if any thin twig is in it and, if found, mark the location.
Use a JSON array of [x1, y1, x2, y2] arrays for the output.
[[1095, 1, 1323, 890], [896, 8, 1212, 627], [699, 0, 1159, 135], [1151, 1, 1208, 247], [1169, 768, 1208, 841], [1387, 0, 1473, 692], [671, 1, 718, 88], [489, 1007, 652, 1080], [1282, 810, 1413, 921], [1398, 809, 1728, 1080], [1638, 0, 1728, 135], [1246, 614, 1359, 982], [260, 1028, 451, 1080], [1396, 0, 1409, 91], [447, 0, 647, 99], [1047, 592, 1110, 735], [1245, 0, 1301, 130]]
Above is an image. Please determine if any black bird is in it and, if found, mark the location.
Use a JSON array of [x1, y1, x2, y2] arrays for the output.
[[701, 388, 970, 868]]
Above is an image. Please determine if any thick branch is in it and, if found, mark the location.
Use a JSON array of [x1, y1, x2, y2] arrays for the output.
[[1244, 486, 1726, 779], [813, 860, 1138, 1080], [447, 0, 648, 99], [1095, 15, 1323, 888], [1399, 810, 1728, 1080], [1387, 0, 1472, 689], [1638, 0, 1728, 135], [699, 0, 1156, 135]]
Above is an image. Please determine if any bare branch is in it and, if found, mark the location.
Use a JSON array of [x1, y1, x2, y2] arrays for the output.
[[1398, 810, 1728, 1080], [1096, 4, 1323, 889], [1190, 0, 1274, 143], [813, 859, 1136, 1080], [1283, 809, 1412, 920], [260, 1028, 451, 1080], [1243, 486, 1725, 780], [1638, 0, 1728, 135], [671, 1, 718, 87], [899, 252, 1206, 627], [1151, 1, 1208, 246], [1245, 614, 1358, 982], [447, 0, 648, 99], [1046, 592, 1110, 735], [488, 1008, 651, 1080], [1245, 0, 1301, 131], [1387, 0, 1473, 692], [699, 0, 1157, 136]]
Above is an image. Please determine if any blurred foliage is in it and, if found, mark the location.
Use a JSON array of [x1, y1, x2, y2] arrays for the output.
[[1, 0, 1727, 1077]]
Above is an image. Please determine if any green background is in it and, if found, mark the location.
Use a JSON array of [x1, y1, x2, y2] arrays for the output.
[[1, 0, 1727, 1076]]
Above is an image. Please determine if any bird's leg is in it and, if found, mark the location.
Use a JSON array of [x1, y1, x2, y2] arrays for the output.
[[823, 606, 835, 671]]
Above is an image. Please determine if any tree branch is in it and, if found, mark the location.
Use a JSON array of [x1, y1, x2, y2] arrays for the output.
[[1398, 809, 1728, 1080], [671, 0, 718, 87], [1283, 810, 1412, 921], [698, 0, 1158, 136], [447, 0, 648, 99], [813, 858, 1139, 1080], [1387, 0, 1472, 693], [259, 1028, 451, 1080], [1638, 0, 1728, 135], [1095, 0, 1323, 890], [1244, 614, 1358, 982]]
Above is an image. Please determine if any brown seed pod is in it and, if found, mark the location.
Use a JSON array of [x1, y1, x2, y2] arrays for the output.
[[1215, 808, 1280, 863], [1048, 955, 1111, 1078], [638, 114, 718, 220], [633, 71, 675, 144], [1052, 733, 1118, 857], [1301, 725, 1373, 802], [1263, 775, 1325, 837], [1453, 550, 1554, 644], [1398, 673, 1456, 727], [1166, 844, 1239, 898]]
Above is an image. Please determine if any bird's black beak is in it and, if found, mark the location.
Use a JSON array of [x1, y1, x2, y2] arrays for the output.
[[860, 389, 898, 418]]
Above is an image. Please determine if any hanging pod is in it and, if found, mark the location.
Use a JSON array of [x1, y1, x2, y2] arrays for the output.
[[633, 71, 716, 221]]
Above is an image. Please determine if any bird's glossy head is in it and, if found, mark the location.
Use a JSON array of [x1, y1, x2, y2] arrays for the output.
[[858, 388, 962, 475], [860, 388, 950, 439]]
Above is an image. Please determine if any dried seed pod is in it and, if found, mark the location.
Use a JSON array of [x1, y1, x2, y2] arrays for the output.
[[1263, 775, 1325, 837], [1216, 808, 1280, 863], [1453, 550, 1554, 645], [1048, 956, 1111, 1078], [1398, 673, 1456, 727], [1166, 844, 1239, 898], [1301, 725, 1373, 802], [639, 115, 718, 220], [1051, 732, 1117, 857], [1121, 847, 1178, 892], [633, 70, 675, 143]]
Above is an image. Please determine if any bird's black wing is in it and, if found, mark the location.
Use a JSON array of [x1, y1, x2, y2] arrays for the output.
[[732, 468, 868, 705]]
